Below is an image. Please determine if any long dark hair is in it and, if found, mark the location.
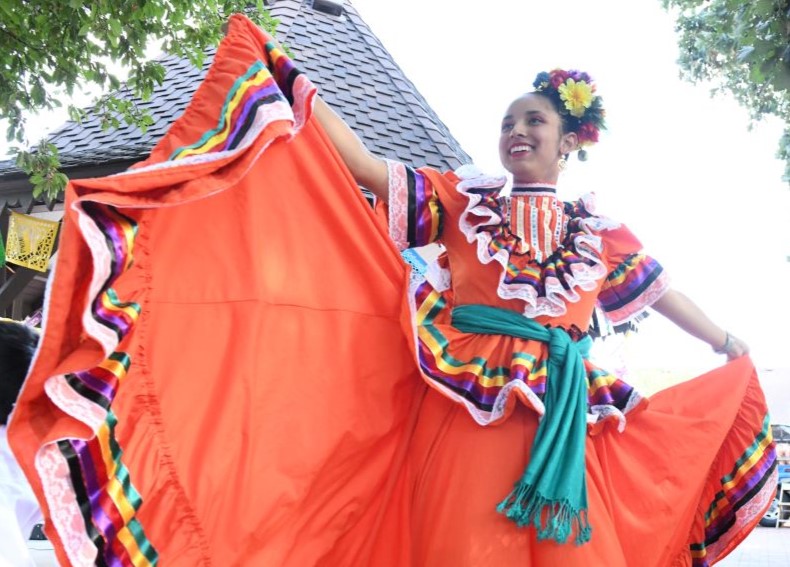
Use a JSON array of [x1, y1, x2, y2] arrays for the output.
[[0, 320, 39, 425]]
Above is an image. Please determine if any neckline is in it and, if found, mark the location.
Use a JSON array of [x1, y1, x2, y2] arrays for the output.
[[511, 183, 557, 194]]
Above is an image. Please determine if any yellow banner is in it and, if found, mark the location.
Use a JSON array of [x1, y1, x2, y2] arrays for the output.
[[6, 212, 60, 272]]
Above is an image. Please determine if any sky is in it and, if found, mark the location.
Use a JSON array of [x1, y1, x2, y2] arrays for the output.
[[3, 0, 789, 374], [349, 0, 790, 374]]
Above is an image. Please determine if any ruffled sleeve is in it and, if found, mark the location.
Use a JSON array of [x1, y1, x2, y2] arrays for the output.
[[375, 159, 444, 250], [596, 224, 670, 324]]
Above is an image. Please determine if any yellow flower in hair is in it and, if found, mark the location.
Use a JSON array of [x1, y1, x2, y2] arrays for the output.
[[558, 79, 593, 118]]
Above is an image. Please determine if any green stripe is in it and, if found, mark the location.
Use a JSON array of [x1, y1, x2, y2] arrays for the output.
[[606, 254, 642, 281], [106, 411, 158, 563], [720, 414, 772, 485], [703, 413, 772, 522], [422, 295, 541, 380], [108, 351, 132, 371], [105, 288, 142, 314], [169, 61, 267, 160]]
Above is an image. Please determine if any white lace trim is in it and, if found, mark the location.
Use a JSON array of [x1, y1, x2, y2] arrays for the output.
[[73, 205, 118, 357], [698, 467, 778, 561], [115, 71, 315, 177], [605, 269, 671, 325], [588, 387, 645, 432], [45, 376, 107, 430], [385, 159, 409, 250], [455, 170, 617, 318], [424, 256, 452, 292], [426, 368, 548, 427], [114, 99, 297, 176], [36, 445, 99, 566]]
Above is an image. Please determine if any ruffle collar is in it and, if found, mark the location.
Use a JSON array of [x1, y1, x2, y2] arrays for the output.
[[454, 165, 620, 318]]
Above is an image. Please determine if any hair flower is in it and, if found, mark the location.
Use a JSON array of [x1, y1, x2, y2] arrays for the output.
[[557, 79, 593, 118], [531, 68, 607, 156]]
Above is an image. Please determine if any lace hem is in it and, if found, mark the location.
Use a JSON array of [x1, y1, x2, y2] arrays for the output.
[[36, 446, 98, 566]]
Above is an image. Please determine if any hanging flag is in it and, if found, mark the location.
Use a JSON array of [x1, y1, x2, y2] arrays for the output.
[[5, 212, 60, 272]]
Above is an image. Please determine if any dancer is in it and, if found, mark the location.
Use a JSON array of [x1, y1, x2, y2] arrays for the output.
[[9, 15, 774, 567]]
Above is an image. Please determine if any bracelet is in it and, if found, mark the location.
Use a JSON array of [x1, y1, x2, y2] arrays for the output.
[[713, 331, 733, 355]]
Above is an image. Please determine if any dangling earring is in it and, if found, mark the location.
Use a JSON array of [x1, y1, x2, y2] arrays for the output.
[[558, 157, 568, 171]]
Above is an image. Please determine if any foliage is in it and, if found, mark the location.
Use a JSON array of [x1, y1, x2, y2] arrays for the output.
[[0, 0, 277, 199], [662, 0, 790, 184]]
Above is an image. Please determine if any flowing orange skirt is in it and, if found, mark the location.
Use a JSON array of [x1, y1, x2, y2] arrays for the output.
[[401, 358, 773, 567], [8, 15, 775, 567]]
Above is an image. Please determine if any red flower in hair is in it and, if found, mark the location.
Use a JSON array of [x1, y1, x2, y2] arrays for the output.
[[577, 122, 599, 146], [549, 69, 570, 88]]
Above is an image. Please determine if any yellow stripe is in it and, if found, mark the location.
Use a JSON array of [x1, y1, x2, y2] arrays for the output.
[[415, 289, 442, 324], [115, 523, 150, 567], [178, 70, 269, 158], [588, 373, 617, 395], [721, 435, 772, 491], [705, 434, 773, 523], [416, 290, 552, 389], [97, 424, 151, 566], [606, 255, 644, 287], [418, 323, 544, 390], [428, 196, 441, 243], [97, 358, 129, 380], [114, 215, 137, 262], [100, 294, 141, 321]]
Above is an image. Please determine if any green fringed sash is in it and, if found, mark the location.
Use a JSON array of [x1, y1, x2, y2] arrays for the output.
[[451, 304, 593, 545]]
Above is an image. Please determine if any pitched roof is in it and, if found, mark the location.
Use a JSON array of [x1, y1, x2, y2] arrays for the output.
[[0, 0, 470, 207]]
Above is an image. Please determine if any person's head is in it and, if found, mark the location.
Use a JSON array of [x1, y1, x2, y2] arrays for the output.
[[0, 320, 39, 426], [498, 69, 605, 185]]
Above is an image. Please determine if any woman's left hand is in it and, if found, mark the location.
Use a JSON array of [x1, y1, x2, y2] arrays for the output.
[[715, 332, 750, 360]]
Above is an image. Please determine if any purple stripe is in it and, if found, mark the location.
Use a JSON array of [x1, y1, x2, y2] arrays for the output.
[[601, 258, 661, 303], [89, 217, 128, 284], [271, 53, 296, 93], [727, 451, 776, 504], [704, 448, 776, 537], [92, 306, 133, 335], [413, 171, 433, 246], [610, 265, 655, 296], [221, 79, 281, 151], [73, 369, 117, 400], [70, 440, 121, 552], [418, 347, 549, 408]]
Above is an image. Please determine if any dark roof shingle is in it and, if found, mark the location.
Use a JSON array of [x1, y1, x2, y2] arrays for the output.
[[0, 0, 470, 202]]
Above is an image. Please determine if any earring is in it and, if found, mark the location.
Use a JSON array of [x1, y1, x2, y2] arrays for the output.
[[558, 157, 568, 171]]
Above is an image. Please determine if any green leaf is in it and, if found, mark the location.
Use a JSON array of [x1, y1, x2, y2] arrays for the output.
[[109, 18, 122, 39], [661, 0, 790, 187], [737, 46, 755, 62], [1, 1, 278, 198]]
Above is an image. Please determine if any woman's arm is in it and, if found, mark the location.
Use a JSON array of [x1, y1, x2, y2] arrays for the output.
[[651, 288, 748, 360], [313, 97, 389, 202]]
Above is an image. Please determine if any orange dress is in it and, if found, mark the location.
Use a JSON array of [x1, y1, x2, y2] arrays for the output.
[[376, 163, 776, 566], [8, 14, 776, 567]]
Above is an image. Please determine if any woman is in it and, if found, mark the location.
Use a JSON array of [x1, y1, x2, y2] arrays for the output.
[[9, 15, 774, 567], [312, 66, 768, 566]]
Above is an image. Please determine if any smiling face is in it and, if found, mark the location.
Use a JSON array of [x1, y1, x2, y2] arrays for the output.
[[498, 93, 578, 185]]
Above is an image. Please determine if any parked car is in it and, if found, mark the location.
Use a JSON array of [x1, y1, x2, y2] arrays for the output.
[[759, 424, 790, 527]]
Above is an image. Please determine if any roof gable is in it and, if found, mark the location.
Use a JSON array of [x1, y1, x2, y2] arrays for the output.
[[0, 0, 470, 200]]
